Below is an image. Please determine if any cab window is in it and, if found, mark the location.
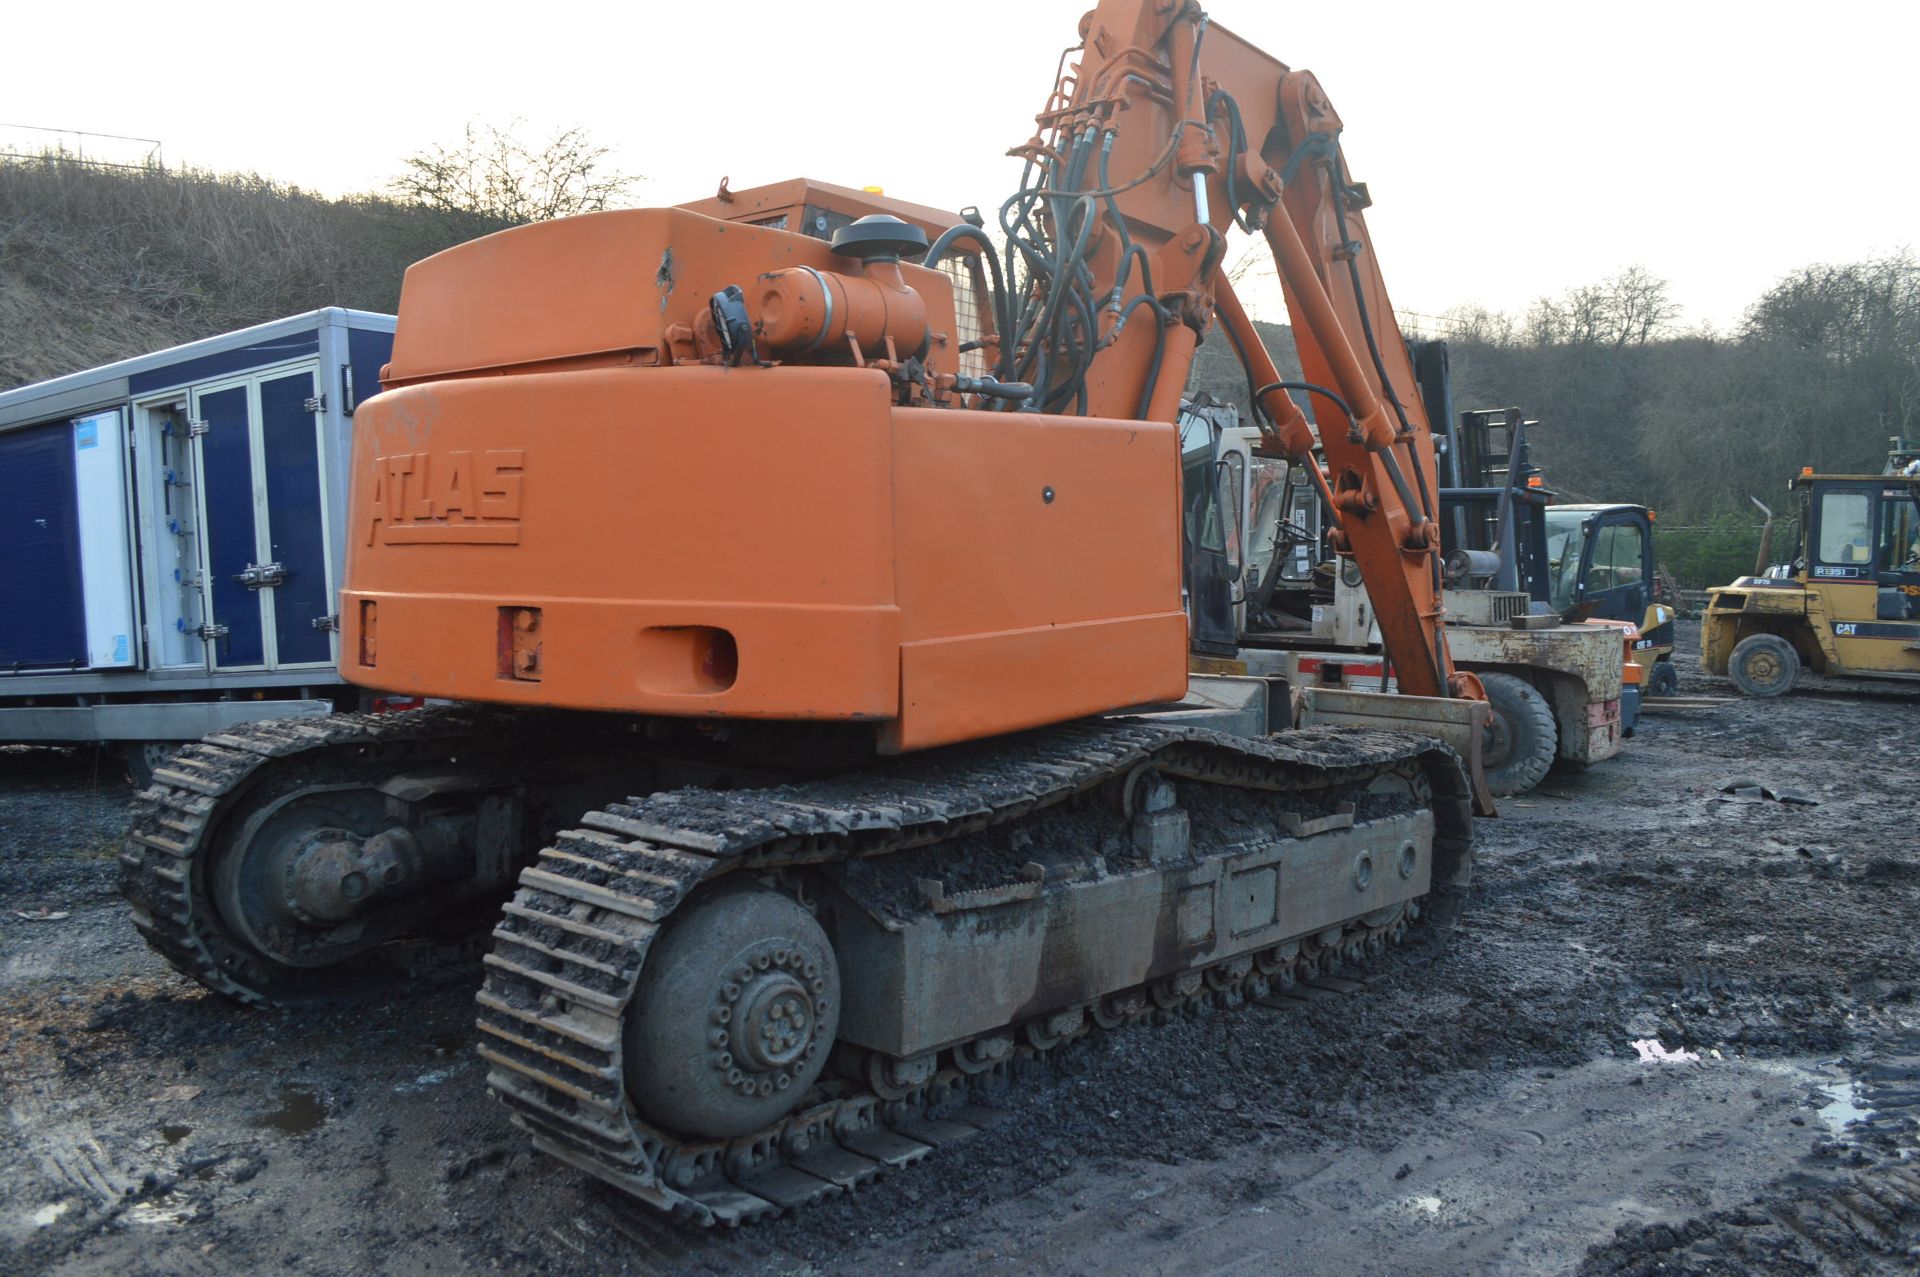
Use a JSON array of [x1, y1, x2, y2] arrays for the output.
[[1180, 413, 1225, 554], [1586, 522, 1645, 593], [1816, 491, 1873, 565], [1879, 489, 1920, 569], [1544, 510, 1586, 613], [1246, 458, 1303, 583]]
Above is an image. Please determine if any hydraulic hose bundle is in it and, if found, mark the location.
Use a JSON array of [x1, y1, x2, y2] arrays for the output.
[[925, 21, 1223, 419]]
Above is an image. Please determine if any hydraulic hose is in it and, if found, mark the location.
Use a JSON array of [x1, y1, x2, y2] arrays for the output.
[[926, 224, 1015, 379], [1120, 293, 1171, 419], [1253, 379, 1357, 429], [1324, 150, 1445, 622]]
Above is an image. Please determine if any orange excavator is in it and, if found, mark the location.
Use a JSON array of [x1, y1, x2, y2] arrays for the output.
[[123, 1, 1488, 1225]]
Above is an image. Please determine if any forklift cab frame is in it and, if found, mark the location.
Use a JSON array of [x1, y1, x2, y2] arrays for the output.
[[1799, 475, 1920, 620], [1545, 505, 1657, 626]]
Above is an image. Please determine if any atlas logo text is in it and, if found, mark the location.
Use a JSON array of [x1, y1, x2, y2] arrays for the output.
[[364, 449, 525, 545]]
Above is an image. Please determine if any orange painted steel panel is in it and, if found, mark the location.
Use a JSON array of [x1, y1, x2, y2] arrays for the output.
[[341, 360, 1189, 741], [384, 208, 958, 386], [680, 178, 964, 243], [890, 408, 1183, 640], [891, 614, 1190, 752], [888, 406, 1189, 748], [341, 365, 903, 719], [346, 594, 899, 719]]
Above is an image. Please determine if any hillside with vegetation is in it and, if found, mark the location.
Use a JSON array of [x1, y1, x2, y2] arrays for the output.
[[0, 158, 516, 388], [1439, 255, 1920, 583], [0, 124, 628, 387]]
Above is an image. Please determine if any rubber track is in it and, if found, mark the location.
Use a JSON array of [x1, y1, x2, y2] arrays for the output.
[[476, 719, 1472, 1227], [119, 706, 555, 1006]]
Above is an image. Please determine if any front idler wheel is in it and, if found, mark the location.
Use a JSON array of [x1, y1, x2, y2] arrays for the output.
[[623, 887, 840, 1139]]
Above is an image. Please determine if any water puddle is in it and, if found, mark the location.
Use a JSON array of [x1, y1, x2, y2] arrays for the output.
[[128, 1194, 193, 1226], [1817, 1080, 1873, 1134], [249, 1083, 327, 1136], [394, 1067, 458, 1095], [1743, 1057, 1876, 1134], [159, 1123, 192, 1145]]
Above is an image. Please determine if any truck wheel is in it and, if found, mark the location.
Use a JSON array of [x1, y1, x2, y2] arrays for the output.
[[1479, 672, 1557, 797], [1648, 661, 1679, 698], [122, 741, 180, 790], [1727, 633, 1798, 698]]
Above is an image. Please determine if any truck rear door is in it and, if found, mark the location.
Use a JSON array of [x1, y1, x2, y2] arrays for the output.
[[191, 364, 336, 671]]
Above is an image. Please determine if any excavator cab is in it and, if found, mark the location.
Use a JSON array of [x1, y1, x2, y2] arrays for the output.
[[1178, 400, 1323, 657]]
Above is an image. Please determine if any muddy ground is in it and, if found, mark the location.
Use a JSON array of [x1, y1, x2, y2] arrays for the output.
[[3, 619, 1917, 1276]]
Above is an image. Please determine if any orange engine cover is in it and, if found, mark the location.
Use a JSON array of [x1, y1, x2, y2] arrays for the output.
[[341, 206, 1189, 752]]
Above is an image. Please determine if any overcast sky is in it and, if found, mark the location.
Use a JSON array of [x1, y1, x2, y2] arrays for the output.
[[7, 0, 1914, 333]]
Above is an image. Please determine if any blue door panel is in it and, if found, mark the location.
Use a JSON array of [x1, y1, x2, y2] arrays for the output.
[[199, 385, 266, 666], [347, 326, 395, 412], [0, 421, 86, 666], [260, 372, 332, 664]]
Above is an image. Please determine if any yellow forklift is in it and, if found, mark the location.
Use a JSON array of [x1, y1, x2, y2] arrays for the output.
[[1702, 445, 1920, 696]]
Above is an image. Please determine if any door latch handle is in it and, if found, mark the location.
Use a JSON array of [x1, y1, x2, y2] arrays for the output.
[[233, 562, 288, 589]]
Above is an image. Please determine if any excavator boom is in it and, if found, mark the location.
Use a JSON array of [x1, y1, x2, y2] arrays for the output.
[[998, 0, 1461, 700]]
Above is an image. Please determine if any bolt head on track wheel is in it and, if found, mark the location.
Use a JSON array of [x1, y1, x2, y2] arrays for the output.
[[623, 888, 840, 1139]]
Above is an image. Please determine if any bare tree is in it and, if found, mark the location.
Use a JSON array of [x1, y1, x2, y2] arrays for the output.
[[1601, 265, 1680, 347], [1523, 267, 1678, 348], [1440, 303, 1516, 347], [1744, 250, 1920, 439], [1744, 250, 1920, 362], [391, 122, 636, 224]]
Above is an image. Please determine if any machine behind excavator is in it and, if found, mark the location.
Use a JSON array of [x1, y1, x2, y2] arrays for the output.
[[1703, 446, 1920, 695], [122, 2, 1491, 1226], [1427, 393, 1675, 695], [1206, 350, 1641, 795]]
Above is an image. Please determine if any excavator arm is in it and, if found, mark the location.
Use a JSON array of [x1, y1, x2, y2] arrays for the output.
[[965, 0, 1471, 703]]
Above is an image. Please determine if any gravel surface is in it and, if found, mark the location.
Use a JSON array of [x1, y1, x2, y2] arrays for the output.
[[2, 620, 1916, 1276]]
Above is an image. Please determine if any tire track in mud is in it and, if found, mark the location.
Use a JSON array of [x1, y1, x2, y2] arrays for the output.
[[1581, 1034, 1920, 1276]]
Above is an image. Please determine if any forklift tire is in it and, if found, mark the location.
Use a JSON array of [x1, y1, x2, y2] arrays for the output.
[[1479, 672, 1557, 797], [1648, 661, 1679, 698], [1727, 633, 1798, 698]]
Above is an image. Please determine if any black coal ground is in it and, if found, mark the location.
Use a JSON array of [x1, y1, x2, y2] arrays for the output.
[[1, 619, 1916, 1276]]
